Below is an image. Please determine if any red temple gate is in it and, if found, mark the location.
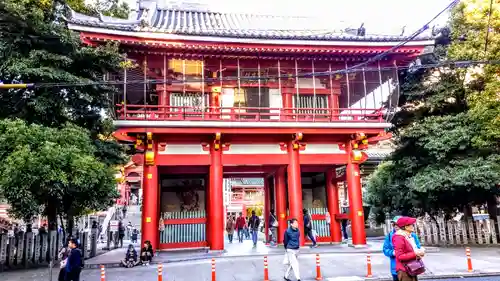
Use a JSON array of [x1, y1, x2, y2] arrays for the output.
[[67, 0, 433, 251]]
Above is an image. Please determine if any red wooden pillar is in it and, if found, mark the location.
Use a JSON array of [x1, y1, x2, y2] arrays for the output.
[[141, 143, 160, 250], [206, 175, 211, 248], [329, 80, 340, 120], [326, 169, 342, 243], [282, 92, 293, 120], [264, 177, 270, 244], [209, 143, 224, 250], [274, 167, 287, 244], [286, 141, 305, 246], [346, 142, 367, 246]]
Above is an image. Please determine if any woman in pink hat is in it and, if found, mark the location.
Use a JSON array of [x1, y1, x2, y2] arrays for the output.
[[392, 216, 426, 281]]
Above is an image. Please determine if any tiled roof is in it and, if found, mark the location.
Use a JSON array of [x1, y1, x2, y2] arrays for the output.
[[66, 1, 432, 42], [365, 149, 392, 160]]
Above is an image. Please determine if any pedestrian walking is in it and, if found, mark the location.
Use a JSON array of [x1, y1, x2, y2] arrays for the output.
[[383, 216, 422, 281], [244, 216, 251, 239], [57, 243, 71, 281], [235, 213, 246, 243], [283, 218, 301, 281], [303, 209, 317, 248], [226, 216, 235, 243], [118, 221, 125, 247], [269, 210, 278, 246], [131, 228, 139, 244], [65, 238, 83, 281], [393, 217, 426, 281], [248, 211, 260, 247]]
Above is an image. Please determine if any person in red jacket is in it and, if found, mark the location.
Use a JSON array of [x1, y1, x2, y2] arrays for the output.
[[235, 213, 246, 243], [392, 217, 426, 281]]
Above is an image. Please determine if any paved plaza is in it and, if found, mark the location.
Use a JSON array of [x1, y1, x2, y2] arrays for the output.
[[3, 246, 500, 281]]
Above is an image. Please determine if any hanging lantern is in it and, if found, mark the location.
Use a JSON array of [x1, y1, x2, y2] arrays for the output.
[[145, 150, 155, 166], [352, 150, 363, 161]]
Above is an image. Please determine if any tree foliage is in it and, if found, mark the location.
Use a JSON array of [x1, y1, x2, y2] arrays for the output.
[[0, 119, 118, 224], [66, 0, 130, 19], [0, 0, 127, 227], [366, 0, 500, 222]]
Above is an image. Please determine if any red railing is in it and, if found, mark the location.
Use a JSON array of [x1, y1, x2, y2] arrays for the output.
[[115, 104, 385, 122]]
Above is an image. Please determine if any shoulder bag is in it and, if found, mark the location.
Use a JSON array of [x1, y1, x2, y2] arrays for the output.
[[405, 259, 426, 276]]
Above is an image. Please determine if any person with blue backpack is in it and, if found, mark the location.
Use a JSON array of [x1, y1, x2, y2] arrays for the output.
[[383, 216, 422, 281]]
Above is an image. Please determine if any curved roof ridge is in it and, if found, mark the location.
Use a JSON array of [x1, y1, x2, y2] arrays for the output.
[[154, 7, 325, 21]]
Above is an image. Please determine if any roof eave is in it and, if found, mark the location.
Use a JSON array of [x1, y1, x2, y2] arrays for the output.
[[67, 24, 435, 47]]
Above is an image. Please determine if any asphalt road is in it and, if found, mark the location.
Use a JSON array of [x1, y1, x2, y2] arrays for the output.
[[424, 278, 500, 281]]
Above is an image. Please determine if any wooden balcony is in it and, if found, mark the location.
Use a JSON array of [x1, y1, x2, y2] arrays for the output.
[[115, 105, 385, 123]]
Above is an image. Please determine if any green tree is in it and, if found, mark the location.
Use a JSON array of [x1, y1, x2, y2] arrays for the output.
[[0, 0, 127, 229], [66, 0, 130, 19], [448, 0, 500, 148], [0, 119, 118, 231], [366, 0, 500, 222], [0, 0, 127, 164]]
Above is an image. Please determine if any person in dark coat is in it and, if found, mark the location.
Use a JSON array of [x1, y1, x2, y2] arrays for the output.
[[248, 211, 260, 247], [131, 228, 139, 243], [140, 240, 154, 265], [65, 238, 82, 281], [283, 218, 301, 281], [121, 244, 139, 268], [303, 209, 317, 248], [118, 221, 125, 248]]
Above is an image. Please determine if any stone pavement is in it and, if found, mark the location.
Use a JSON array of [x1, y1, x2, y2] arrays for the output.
[[84, 239, 439, 268], [4, 247, 500, 281]]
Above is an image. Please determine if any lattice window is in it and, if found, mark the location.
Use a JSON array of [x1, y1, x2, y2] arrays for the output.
[[292, 95, 329, 116], [170, 92, 209, 115]]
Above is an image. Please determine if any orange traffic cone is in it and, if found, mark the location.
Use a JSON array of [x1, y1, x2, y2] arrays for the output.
[[263, 256, 270, 281], [366, 254, 373, 278], [158, 263, 163, 281], [100, 265, 106, 281], [211, 258, 216, 281], [315, 254, 323, 280], [466, 247, 473, 272]]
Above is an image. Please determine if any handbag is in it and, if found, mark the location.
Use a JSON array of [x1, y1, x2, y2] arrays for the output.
[[404, 259, 426, 276]]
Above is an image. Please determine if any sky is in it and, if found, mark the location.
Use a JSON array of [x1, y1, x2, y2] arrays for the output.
[[118, 0, 453, 35]]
